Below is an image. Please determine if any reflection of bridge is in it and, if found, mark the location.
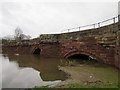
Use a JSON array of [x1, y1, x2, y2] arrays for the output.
[[2, 22, 120, 69], [6, 54, 66, 81]]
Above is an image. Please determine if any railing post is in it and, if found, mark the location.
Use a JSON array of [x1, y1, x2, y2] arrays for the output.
[[113, 17, 115, 23], [118, 15, 120, 22], [93, 24, 95, 28], [98, 23, 100, 28], [68, 29, 70, 32], [79, 27, 80, 31]]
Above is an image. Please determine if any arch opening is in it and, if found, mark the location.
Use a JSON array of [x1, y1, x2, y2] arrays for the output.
[[68, 54, 90, 60], [33, 48, 41, 55], [67, 54, 97, 63]]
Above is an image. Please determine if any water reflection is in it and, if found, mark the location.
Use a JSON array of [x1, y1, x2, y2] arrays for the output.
[[1, 54, 66, 88], [1, 54, 118, 88]]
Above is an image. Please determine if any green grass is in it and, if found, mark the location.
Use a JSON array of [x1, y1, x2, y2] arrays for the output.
[[25, 86, 49, 90], [25, 83, 119, 90], [104, 84, 119, 88], [65, 83, 87, 88], [58, 83, 119, 88], [34, 86, 49, 88]]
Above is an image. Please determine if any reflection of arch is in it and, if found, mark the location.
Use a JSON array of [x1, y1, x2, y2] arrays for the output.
[[33, 48, 41, 54], [64, 50, 102, 62]]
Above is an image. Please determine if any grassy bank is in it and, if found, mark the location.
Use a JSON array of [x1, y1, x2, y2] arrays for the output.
[[26, 83, 119, 90], [54, 83, 119, 88]]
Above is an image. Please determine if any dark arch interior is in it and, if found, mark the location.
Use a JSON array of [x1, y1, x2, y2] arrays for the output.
[[68, 54, 89, 59], [67, 54, 96, 62], [67, 54, 98, 65], [33, 48, 41, 54]]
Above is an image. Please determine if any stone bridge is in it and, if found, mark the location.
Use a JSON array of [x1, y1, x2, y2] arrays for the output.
[[2, 22, 120, 68]]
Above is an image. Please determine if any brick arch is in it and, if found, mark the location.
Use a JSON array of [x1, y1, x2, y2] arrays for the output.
[[64, 50, 103, 62], [31, 46, 41, 54], [33, 48, 41, 54]]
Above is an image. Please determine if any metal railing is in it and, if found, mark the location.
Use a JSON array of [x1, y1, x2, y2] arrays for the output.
[[61, 15, 120, 33]]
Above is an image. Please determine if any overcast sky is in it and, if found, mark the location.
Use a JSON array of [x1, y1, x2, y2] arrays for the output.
[[0, 0, 119, 38]]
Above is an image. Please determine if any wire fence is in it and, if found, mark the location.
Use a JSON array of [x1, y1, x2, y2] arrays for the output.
[[61, 15, 120, 33]]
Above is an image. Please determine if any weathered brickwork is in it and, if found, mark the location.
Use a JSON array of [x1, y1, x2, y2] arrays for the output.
[[115, 29, 120, 68], [2, 22, 120, 69]]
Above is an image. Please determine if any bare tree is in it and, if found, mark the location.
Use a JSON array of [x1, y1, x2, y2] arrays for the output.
[[14, 27, 23, 40], [14, 27, 31, 40]]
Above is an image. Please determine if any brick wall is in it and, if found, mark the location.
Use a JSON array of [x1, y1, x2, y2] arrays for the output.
[[2, 22, 120, 68]]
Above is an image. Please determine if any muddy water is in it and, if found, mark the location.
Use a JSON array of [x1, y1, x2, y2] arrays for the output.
[[0, 54, 119, 88], [1, 54, 67, 88]]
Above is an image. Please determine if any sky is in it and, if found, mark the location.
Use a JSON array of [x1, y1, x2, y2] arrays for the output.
[[0, 0, 119, 38]]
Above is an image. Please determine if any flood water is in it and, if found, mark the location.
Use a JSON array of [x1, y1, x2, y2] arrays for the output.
[[1, 54, 67, 88], [0, 54, 119, 88]]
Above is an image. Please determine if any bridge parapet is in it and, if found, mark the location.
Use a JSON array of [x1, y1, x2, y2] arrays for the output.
[[2, 22, 120, 68]]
